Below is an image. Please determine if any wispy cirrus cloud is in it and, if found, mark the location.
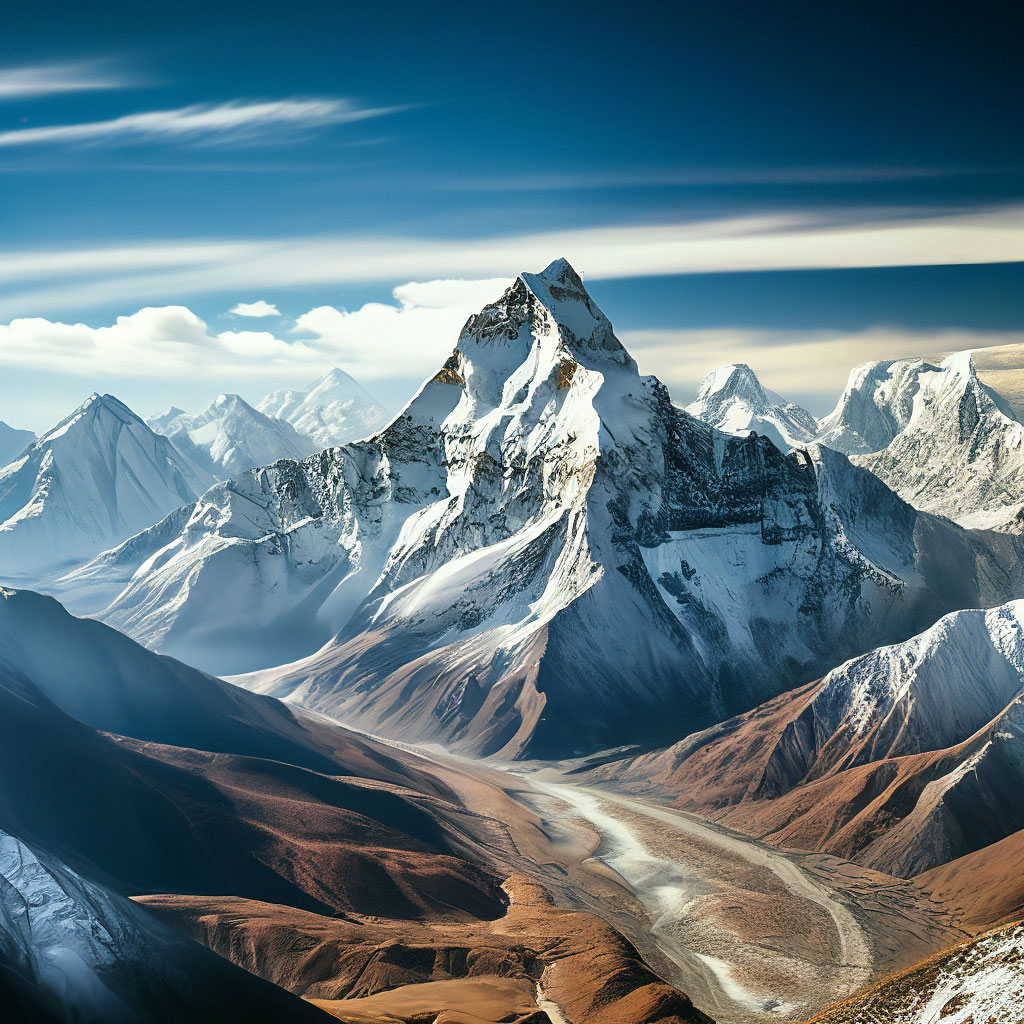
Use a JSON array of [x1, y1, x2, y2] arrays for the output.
[[0, 59, 139, 99], [0, 97, 404, 149], [443, 164, 1003, 191], [0, 202, 1021, 318]]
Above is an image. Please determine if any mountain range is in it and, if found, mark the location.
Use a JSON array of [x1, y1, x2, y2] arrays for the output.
[[7, 259, 1024, 1021], [0, 394, 215, 576], [65, 261, 1024, 760], [690, 352, 1024, 531], [0, 371, 387, 584], [148, 392, 316, 478]]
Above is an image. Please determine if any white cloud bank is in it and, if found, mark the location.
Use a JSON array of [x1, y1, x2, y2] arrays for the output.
[[0, 203, 1020, 318], [0, 278, 511, 386], [0, 97, 402, 149], [2, 277, 1023, 417], [230, 300, 279, 317]]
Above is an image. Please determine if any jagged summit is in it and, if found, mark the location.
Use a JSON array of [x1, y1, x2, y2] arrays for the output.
[[456, 258, 629, 365], [815, 357, 933, 455], [848, 352, 1024, 529], [85, 259, 1024, 759], [686, 363, 818, 451]]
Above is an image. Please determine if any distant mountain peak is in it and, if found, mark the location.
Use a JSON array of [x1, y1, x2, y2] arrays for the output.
[[0, 420, 34, 467], [838, 352, 1024, 529], [257, 366, 389, 449], [312, 366, 360, 387], [0, 393, 214, 575], [148, 392, 315, 478], [686, 363, 818, 451]]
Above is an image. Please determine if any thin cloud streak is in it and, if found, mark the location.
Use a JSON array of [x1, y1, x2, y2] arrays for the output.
[[0, 98, 404, 148], [0, 203, 1021, 318], [0, 59, 138, 99], [443, 165, 1004, 191]]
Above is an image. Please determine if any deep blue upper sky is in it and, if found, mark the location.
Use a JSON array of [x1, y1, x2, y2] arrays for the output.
[[1, 0, 1022, 427]]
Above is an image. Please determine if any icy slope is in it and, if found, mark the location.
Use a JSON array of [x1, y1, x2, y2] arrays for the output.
[[258, 367, 389, 447], [85, 261, 1024, 757], [815, 358, 933, 455], [0, 828, 332, 1024], [0, 420, 33, 467], [809, 920, 1024, 1024], [0, 394, 215, 576], [852, 353, 1024, 530], [685, 363, 818, 450], [150, 392, 316, 477]]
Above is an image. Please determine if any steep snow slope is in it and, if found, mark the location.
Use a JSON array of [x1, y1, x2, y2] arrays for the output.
[[815, 359, 934, 455], [808, 920, 1024, 1024], [0, 394, 214, 576], [596, 599, 1024, 879], [258, 367, 389, 447], [82, 261, 1024, 757], [0, 420, 33, 466], [853, 353, 1024, 530], [739, 353, 1024, 530], [0, 829, 331, 1024], [150, 393, 315, 477], [685, 363, 818, 450]]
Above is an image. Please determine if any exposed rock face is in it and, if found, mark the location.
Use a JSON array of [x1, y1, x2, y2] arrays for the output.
[[77, 261, 1024, 757], [0, 394, 215, 576], [685, 362, 818, 451]]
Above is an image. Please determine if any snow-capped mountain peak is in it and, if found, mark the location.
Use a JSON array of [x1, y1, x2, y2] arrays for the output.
[[846, 351, 1024, 530], [814, 356, 941, 455], [257, 366, 389, 448], [149, 393, 316, 479], [685, 362, 818, 450], [84, 259, 1024, 762], [0, 393, 215, 576]]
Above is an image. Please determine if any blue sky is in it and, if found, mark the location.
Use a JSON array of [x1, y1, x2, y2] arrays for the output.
[[1, 0, 1022, 430]]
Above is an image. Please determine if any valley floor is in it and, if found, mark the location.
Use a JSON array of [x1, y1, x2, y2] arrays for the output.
[[351, 732, 963, 1023]]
